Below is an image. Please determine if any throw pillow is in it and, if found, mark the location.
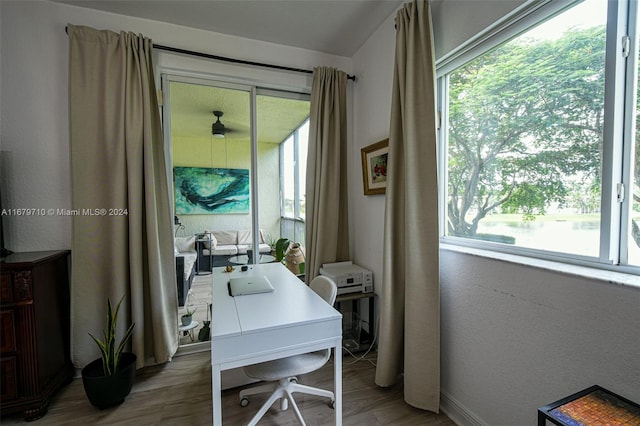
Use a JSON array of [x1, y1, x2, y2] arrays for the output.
[[215, 230, 237, 245], [204, 232, 218, 250], [175, 235, 195, 252]]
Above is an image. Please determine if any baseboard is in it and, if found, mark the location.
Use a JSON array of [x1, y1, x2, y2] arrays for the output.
[[440, 390, 489, 426], [175, 341, 210, 357]]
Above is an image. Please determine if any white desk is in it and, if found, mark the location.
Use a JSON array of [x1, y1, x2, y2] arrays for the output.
[[211, 262, 343, 425]]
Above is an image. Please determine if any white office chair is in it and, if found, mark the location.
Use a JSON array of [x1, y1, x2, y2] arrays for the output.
[[239, 275, 338, 426]]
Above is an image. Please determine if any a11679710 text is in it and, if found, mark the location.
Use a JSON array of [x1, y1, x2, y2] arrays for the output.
[[1, 208, 129, 216]]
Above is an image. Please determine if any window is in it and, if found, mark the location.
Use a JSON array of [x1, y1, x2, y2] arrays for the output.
[[438, 0, 639, 273], [280, 119, 309, 243]]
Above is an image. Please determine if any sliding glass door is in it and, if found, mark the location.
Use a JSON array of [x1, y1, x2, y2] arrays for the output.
[[163, 74, 309, 347]]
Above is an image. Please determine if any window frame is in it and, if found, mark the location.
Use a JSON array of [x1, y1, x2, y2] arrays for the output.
[[279, 117, 310, 243], [436, 0, 640, 275], [620, 0, 640, 265]]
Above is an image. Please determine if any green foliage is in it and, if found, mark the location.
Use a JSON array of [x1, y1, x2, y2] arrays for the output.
[[264, 233, 278, 249], [183, 307, 197, 316], [275, 238, 290, 262], [447, 25, 606, 237], [88, 295, 135, 376]]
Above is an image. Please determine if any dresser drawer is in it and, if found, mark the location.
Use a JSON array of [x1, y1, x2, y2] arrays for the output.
[[0, 310, 16, 353], [0, 356, 18, 401], [0, 273, 12, 303]]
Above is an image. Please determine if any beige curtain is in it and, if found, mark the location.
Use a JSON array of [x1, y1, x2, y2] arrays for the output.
[[305, 67, 350, 282], [68, 25, 178, 369], [374, 0, 440, 412]]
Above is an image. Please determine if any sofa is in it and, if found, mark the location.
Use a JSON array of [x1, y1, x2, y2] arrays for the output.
[[174, 236, 197, 306], [197, 229, 272, 270]]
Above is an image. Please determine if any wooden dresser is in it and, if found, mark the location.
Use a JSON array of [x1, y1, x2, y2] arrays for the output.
[[0, 250, 73, 420]]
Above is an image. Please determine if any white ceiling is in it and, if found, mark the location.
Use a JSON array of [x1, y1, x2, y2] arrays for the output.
[[170, 81, 311, 144], [54, 0, 404, 57]]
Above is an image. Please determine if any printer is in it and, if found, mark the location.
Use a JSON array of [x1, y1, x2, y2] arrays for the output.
[[319, 261, 373, 295]]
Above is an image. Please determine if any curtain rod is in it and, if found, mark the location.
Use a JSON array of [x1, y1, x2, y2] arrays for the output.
[[64, 26, 355, 81], [154, 44, 356, 81]]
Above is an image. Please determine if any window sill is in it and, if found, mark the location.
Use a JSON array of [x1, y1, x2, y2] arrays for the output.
[[440, 243, 640, 289]]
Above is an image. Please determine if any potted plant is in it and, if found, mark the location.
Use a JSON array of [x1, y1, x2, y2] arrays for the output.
[[81, 295, 136, 409], [181, 306, 196, 326], [275, 238, 290, 262], [285, 242, 305, 275], [265, 233, 278, 254], [198, 303, 212, 342]]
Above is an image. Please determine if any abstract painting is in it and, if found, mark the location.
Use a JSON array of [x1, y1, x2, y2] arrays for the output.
[[174, 167, 250, 214]]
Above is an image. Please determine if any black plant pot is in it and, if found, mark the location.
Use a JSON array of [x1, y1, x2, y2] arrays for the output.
[[81, 352, 137, 409]]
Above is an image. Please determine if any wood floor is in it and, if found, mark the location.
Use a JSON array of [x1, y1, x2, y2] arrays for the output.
[[2, 351, 456, 426], [178, 274, 214, 346]]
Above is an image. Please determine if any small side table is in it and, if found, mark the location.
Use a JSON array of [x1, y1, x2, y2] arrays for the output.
[[178, 320, 199, 342], [195, 234, 212, 275], [335, 292, 376, 353], [538, 385, 640, 426]]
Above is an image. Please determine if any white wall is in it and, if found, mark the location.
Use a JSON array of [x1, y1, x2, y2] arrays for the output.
[[430, 0, 527, 60], [0, 0, 351, 252], [350, 12, 396, 282], [351, 2, 640, 426], [440, 250, 640, 425]]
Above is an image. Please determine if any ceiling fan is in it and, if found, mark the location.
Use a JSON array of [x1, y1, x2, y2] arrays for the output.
[[212, 110, 229, 138]]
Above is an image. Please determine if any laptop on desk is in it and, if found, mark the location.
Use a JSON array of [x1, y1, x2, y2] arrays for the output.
[[228, 275, 274, 296]]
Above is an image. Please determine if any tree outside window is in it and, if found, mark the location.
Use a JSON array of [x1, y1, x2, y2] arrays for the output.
[[441, 0, 639, 268]]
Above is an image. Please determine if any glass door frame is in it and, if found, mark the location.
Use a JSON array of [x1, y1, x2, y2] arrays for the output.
[[161, 74, 262, 255]]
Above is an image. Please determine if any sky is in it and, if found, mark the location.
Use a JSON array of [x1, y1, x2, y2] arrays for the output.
[[525, 0, 607, 41]]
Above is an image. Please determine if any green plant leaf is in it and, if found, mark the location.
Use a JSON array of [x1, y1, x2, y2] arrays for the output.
[[115, 322, 135, 365], [275, 238, 290, 262], [89, 295, 135, 376]]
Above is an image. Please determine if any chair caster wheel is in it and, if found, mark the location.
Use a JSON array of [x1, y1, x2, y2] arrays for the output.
[[240, 397, 249, 407], [289, 377, 298, 384], [329, 399, 335, 409]]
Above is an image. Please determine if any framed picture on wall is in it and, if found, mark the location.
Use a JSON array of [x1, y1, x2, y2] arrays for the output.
[[174, 167, 250, 214], [361, 139, 388, 195]]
